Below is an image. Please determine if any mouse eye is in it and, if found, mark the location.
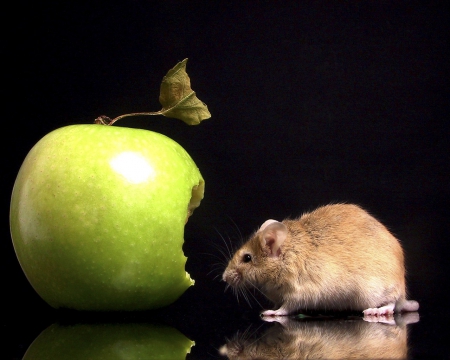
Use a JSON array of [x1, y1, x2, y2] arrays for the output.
[[242, 254, 252, 263]]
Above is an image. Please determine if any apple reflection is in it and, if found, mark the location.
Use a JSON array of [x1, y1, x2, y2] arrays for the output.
[[220, 313, 419, 359], [23, 322, 194, 359]]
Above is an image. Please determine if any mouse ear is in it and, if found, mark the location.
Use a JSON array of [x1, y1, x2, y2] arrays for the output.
[[260, 221, 287, 258], [258, 219, 279, 233]]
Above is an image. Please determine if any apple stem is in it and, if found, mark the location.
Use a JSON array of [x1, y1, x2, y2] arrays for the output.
[[95, 111, 164, 126]]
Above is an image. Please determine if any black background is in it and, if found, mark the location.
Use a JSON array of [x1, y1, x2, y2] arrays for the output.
[[4, 1, 449, 358]]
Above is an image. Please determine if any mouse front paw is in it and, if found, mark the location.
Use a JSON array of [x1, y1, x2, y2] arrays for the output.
[[261, 308, 289, 317]]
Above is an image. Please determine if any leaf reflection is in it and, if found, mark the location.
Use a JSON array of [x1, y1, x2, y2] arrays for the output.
[[219, 313, 419, 359]]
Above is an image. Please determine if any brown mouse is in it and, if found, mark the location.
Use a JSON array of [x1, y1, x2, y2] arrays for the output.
[[222, 203, 419, 317]]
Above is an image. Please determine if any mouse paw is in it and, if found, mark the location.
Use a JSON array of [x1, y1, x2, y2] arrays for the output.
[[261, 308, 289, 317], [363, 303, 395, 324]]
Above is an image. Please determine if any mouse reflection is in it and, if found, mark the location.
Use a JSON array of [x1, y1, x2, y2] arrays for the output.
[[219, 312, 419, 359]]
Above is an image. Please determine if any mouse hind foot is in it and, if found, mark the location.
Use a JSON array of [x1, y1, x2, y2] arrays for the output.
[[362, 298, 419, 322], [363, 303, 395, 317], [363, 303, 396, 324]]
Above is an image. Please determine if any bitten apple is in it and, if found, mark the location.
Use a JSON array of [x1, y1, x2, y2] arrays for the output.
[[10, 124, 204, 310]]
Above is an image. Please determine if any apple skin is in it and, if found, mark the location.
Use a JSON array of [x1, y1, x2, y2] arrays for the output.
[[23, 322, 194, 359], [10, 124, 204, 311]]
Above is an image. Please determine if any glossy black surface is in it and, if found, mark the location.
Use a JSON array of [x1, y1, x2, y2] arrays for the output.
[[4, 2, 449, 359]]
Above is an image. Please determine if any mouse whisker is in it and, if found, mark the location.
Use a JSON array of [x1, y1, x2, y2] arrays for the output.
[[240, 323, 256, 343], [246, 323, 268, 348], [225, 215, 245, 245], [245, 279, 272, 306], [244, 284, 266, 310], [209, 271, 224, 282], [200, 251, 227, 263], [214, 230, 234, 261], [240, 286, 253, 309], [207, 262, 227, 275]]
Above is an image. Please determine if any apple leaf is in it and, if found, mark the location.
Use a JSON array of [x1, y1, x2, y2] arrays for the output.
[[94, 58, 211, 126], [159, 58, 211, 125]]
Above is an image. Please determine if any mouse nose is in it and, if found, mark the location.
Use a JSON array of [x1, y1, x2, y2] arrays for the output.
[[223, 269, 241, 286]]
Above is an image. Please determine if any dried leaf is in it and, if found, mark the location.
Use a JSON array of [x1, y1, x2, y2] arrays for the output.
[[158, 58, 211, 125]]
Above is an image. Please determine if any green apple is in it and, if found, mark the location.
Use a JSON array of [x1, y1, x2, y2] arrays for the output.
[[23, 322, 194, 359], [10, 124, 204, 310]]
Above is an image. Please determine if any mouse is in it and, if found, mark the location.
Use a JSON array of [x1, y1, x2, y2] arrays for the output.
[[222, 203, 419, 318]]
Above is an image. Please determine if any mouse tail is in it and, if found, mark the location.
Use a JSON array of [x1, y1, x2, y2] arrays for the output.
[[395, 298, 419, 313]]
